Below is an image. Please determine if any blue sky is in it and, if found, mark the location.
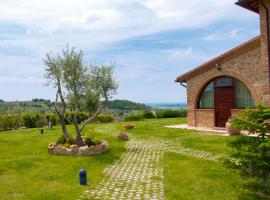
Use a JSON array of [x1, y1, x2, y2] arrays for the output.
[[0, 0, 259, 103]]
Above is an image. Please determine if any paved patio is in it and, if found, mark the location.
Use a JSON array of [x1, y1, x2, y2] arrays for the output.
[[165, 124, 230, 135]]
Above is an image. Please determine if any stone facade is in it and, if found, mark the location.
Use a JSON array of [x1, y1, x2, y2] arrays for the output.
[[176, 0, 270, 128], [186, 45, 262, 127]]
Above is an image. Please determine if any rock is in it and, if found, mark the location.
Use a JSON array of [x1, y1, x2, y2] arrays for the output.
[[53, 145, 70, 155], [123, 125, 134, 129], [117, 133, 129, 141], [48, 141, 109, 155], [100, 141, 109, 153], [70, 144, 79, 154], [48, 143, 57, 153], [79, 145, 89, 154], [226, 121, 240, 135]]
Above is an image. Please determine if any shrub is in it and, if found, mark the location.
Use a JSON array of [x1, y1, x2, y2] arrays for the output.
[[22, 113, 36, 128], [224, 104, 270, 193], [97, 114, 114, 123], [156, 109, 187, 118], [84, 136, 97, 146], [66, 137, 75, 145], [56, 135, 67, 145], [35, 118, 47, 128], [45, 113, 58, 125], [124, 113, 145, 121], [143, 111, 155, 119]]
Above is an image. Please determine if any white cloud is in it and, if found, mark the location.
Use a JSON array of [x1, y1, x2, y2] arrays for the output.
[[0, 0, 259, 101], [204, 28, 241, 41]]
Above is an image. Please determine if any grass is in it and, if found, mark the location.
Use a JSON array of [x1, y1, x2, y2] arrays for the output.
[[0, 118, 268, 199]]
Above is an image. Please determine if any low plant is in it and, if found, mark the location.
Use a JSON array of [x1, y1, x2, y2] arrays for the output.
[[56, 135, 67, 145], [124, 113, 145, 121], [143, 111, 155, 119], [66, 137, 75, 145], [97, 114, 114, 123], [156, 109, 187, 118], [84, 132, 100, 146]]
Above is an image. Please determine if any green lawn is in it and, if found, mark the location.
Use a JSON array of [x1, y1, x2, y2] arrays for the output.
[[0, 118, 267, 199]]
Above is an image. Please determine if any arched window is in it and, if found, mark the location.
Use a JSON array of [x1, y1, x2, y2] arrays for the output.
[[198, 81, 214, 108], [235, 79, 254, 108], [197, 76, 254, 109]]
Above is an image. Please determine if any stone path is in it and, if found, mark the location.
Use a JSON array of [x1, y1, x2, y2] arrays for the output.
[[79, 140, 165, 200], [79, 139, 219, 200]]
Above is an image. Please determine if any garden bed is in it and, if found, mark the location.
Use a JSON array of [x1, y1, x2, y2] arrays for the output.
[[48, 141, 109, 155]]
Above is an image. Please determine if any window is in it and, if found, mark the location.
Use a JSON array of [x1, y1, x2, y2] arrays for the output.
[[235, 79, 254, 108], [197, 77, 254, 109], [198, 81, 214, 108]]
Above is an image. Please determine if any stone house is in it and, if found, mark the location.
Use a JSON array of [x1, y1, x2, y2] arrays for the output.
[[176, 0, 270, 128]]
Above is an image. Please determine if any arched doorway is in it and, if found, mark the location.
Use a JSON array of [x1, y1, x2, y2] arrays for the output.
[[197, 76, 254, 127]]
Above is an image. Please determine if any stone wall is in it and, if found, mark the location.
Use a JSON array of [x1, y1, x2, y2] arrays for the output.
[[186, 45, 262, 128]]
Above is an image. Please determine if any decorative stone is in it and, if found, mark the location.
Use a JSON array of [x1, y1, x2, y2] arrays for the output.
[[79, 145, 89, 154], [100, 141, 109, 153], [48, 143, 57, 153], [53, 145, 70, 155], [225, 121, 240, 135], [48, 141, 109, 155], [117, 133, 129, 141], [123, 125, 134, 129], [70, 144, 79, 154]]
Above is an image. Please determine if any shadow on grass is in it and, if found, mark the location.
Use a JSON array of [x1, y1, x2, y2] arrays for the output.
[[238, 192, 270, 200]]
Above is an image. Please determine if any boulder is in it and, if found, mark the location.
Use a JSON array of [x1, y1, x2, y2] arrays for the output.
[[48, 143, 57, 153], [117, 133, 129, 141], [53, 145, 70, 155], [70, 144, 79, 154], [79, 145, 89, 154], [100, 141, 109, 153]]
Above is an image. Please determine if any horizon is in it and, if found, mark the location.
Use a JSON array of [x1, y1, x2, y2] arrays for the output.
[[0, 0, 259, 102]]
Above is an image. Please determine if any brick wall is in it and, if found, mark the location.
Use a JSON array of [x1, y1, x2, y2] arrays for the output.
[[186, 46, 263, 128]]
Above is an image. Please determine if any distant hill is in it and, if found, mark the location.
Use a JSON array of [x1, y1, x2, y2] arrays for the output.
[[145, 102, 187, 109], [0, 99, 150, 115], [108, 99, 150, 110]]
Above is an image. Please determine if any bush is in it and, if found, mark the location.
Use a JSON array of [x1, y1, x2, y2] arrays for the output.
[[156, 109, 187, 118], [97, 114, 114, 123], [66, 137, 75, 145], [35, 118, 47, 128], [22, 113, 36, 128], [124, 113, 145, 121], [64, 111, 90, 124], [56, 135, 67, 145], [45, 113, 58, 126], [224, 104, 270, 193], [84, 135, 98, 146], [143, 111, 155, 119]]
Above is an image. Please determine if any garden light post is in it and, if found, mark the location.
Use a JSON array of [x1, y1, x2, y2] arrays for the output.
[[79, 169, 87, 185]]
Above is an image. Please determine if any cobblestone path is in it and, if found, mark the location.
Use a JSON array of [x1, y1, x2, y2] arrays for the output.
[[79, 141, 165, 200], [79, 139, 219, 200]]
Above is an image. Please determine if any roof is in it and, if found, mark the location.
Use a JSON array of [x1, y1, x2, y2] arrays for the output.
[[235, 0, 259, 13], [175, 36, 261, 83]]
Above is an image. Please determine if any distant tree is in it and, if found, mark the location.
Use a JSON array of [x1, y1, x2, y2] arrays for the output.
[[44, 46, 118, 145], [90, 65, 118, 112], [0, 99, 4, 103]]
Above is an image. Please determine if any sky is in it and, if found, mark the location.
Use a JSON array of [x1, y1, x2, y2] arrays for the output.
[[0, 0, 260, 103]]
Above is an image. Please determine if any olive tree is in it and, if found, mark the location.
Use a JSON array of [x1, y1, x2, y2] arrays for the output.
[[44, 46, 118, 145], [90, 65, 118, 112]]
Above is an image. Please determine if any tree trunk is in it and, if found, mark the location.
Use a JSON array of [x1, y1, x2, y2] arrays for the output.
[[54, 83, 70, 138], [74, 108, 84, 146]]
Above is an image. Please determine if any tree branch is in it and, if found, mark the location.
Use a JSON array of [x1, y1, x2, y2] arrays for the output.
[[79, 106, 103, 132]]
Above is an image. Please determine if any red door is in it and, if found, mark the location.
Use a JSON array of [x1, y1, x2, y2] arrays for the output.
[[215, 86, 234, 127]]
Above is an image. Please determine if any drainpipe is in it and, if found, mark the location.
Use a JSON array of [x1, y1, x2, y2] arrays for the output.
[[180, 82, 187, 88], [259, 0, 270, 90]]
